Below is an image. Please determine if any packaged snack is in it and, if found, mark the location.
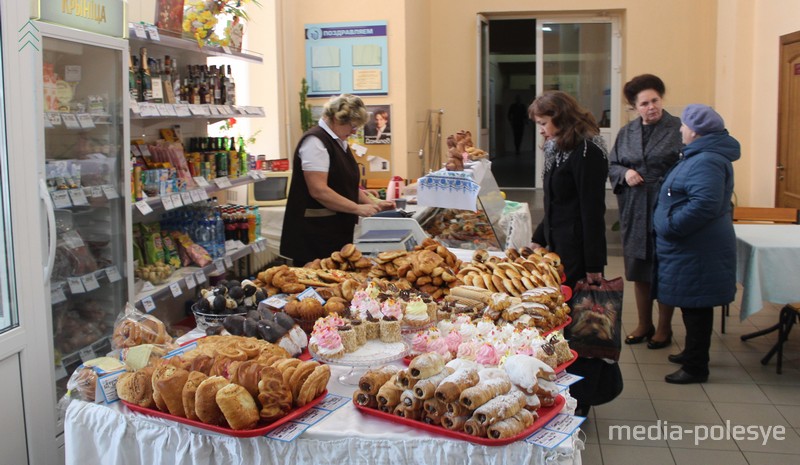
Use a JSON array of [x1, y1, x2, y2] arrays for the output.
[[161, 232, 181, 269], [111, 302, 172, 350]]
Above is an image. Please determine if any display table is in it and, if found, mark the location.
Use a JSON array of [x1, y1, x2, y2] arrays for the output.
[[65, 363, 584, 465], [734, 224, 800, 319]]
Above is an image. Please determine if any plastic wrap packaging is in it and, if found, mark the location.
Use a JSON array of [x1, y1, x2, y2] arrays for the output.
[[111, 303, 172, 350]]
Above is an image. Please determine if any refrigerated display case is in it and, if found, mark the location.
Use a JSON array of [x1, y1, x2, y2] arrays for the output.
[[36, 23, 131, 414]]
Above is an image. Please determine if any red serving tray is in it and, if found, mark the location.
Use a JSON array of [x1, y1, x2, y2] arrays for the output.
[[543, 315, 572, 336], [354, 394, 565, 446], [122, 390, 327, 438]]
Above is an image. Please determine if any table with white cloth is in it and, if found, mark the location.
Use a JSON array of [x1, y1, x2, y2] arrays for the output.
[[65, 362, 585, 465], [734, 224, 800, 320]]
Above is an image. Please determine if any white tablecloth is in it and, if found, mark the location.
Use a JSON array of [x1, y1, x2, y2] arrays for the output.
[[65, 363, 584, 465], [735, 224, 800, 319]]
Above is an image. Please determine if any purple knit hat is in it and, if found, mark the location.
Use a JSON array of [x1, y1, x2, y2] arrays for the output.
[[682, 104, 725, 135]]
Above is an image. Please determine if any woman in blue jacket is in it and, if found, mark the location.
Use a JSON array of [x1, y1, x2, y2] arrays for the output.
[[652, 104, 739, 384]]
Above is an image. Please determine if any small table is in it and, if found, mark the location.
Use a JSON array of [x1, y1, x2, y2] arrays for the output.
[[734, 224, 800, 320]]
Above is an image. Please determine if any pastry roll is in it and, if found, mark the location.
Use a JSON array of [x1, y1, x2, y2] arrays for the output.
[[422, 411, 443, 426], [473, 390, 527, 426], [435, 368, 480, 403], [442, 412, 469, 431], [487, 408, 535, 439], [412, 367, 454, 400], [117, 367, 156, 408], [400, 389, 423, 411], [377, 376, 403, 409], [359, 366, 399, 395], [446, 401, 472, 417], [156, 367, 190, 417], [396, 369, 418, 389], [408, 353, 445, 380], [257, 366, 293, 421], [459, 378, 512, 409], [423, 397, 447, 417], [392, 404, 423, 421], [464, 417, 488, 437], [216, 383, 260, 430], [182, 371, 208, 421], [353, 389, 378, 409], [194, 376, 230, 425]]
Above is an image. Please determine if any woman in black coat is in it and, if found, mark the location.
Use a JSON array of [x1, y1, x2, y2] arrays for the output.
[[608, 74, 682, 349], [529, 91, 611, 416]]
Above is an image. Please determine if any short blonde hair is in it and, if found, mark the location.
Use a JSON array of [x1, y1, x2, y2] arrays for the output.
[[322, 94, 368, 127]]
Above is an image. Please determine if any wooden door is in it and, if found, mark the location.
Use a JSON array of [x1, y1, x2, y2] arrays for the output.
[[776, 31, 800, 208]]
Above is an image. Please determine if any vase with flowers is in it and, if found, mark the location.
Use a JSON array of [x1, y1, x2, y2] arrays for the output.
[[183, 0, 260, 48]]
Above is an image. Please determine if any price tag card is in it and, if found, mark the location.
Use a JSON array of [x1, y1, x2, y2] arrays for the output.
[[180, 192, 193, 205], [171, 193, 184, 208], [69, 188, 89, 206], [135, 200, 154, 215], [174, 104, 191, 117], [197, 105, 210, 116], [262, 294, 288, 309], [55, 364, 68, 381], [61, 113, 81, 129], [214, 177, 232, 189], [62, 230, 85, 249], [190, 189, 204, 203], [543, 414, 586, 435], [525, 429, 570, 449], [315, 393, 350, 412], [145, 25, 160, 41], [193, 176, 210, 187], [140, 281, 156, 293], [67, 277, 86, 294], [249, 170, 261, 180], [103, 185, 120, 199], [554, 372, 584, 387], [52, 190, 72, 208], [189, 104, 204, 116], [169, 282, 182, 298], [208, 105, 220, 115], [292, 408, 330, 426], [141, 296, 156, 313], [44, 116, 53, 128], [90, 186, 103, 198], [82, 273, 100, 292], [253, 107, 265, 116], [217, 105, 230, 115], [265, 422, 309, 442], [222, 45, 232, 54], [162, 195, 176, 210], [184, 273, 197, 289], [130, 99, 141, 115], [133, 23, 147, 38], [297, 287, 325, 305], [224, 256, 233, 269], [161, 104, 177, 117], [153, 104, 167, 116], [79, 347, 97, 364], [194, 270, 207, 285], [215, 260, 226, 274], [77, 113, 95, 129], [105, 266, 122, 283], [139, 103, 159, 117], [199, 189, 210, 200], [51, 286, 67, 304], [46, 112, 63, 126]]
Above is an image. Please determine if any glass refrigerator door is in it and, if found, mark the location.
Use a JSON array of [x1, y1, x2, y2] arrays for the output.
[[42, 36, 127, 399]]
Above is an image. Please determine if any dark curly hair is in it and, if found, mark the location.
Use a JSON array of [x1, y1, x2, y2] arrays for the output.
[[529, 91, 599, 152], [623, 74, 666, 107]]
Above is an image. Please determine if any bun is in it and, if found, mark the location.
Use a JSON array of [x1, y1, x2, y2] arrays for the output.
[[71, 367, 98, 402], [182, 371, 208, 421], [116, 367, 155, 408], [215, 383, 260, 430], [156, 367, 190, 417], [297, 298, 325, 320], [194, 376, 229, 425]]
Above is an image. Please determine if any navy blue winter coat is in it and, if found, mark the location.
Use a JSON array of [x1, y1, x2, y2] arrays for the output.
[[652, 131, 740, 308]]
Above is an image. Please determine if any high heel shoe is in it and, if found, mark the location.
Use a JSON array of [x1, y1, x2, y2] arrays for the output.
[[647, 332, 673, 350], [624, 326, 655, 345]]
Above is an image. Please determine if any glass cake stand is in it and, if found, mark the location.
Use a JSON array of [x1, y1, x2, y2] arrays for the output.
[[309, 339, 409, 385]]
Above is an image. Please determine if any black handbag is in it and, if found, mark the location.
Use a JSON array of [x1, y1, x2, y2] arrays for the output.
[[565, 277, 624, 361]]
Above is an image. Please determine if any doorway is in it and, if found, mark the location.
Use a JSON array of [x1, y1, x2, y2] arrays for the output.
[[776, 30, 800, 209], [480, 14, 621, 189]]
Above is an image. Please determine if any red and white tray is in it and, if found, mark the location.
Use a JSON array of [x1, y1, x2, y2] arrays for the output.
[[354, 394, 565, 446]]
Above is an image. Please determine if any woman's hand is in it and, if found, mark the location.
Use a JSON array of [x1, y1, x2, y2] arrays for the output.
[[355, 203, 381, 217], [586, 272, 603, 285], [625, 169, 644, 187], [377, 200, 396, 211]]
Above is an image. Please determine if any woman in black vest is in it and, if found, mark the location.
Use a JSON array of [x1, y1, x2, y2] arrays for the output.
[[281, 94, 394, 266]]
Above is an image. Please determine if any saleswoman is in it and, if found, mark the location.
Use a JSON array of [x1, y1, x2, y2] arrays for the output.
[[281, 94, 394, 266]]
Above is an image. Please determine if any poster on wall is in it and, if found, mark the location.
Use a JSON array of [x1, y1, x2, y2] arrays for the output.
[[364, 105, 391, 145], [155, 0, 185, 33], [305, 21, 388, 97]]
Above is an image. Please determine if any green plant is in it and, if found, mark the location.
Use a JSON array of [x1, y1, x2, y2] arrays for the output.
[[299, 78, 314, 132]]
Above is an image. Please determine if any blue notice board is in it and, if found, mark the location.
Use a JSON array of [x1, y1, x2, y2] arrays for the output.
[[305, 21, 388, 97]]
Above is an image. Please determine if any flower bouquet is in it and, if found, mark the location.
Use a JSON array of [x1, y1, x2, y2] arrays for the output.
[[183, 0, 260, 48]]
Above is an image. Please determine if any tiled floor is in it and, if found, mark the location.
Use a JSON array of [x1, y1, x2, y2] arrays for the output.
[[579, 255, 800, 465]]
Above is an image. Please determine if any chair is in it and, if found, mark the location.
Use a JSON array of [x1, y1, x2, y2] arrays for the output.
[[740, 303, 800, 374], [719, 207, 799, 334]]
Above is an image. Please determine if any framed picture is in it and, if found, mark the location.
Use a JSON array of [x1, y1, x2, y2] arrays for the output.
[[155, 0, 185, 34], [364, 105, 391, 145]]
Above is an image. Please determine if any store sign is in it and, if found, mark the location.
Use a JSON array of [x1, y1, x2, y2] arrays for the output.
[[35, 0, 125, 38]]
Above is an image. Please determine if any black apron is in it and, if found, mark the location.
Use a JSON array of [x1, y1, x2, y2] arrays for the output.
[[280, 126, 360, 266]]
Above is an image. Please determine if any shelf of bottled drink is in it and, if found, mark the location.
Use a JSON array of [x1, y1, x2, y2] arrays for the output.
[[128, 25, 264, 65]]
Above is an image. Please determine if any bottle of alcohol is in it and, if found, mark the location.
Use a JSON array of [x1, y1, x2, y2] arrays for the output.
[[218, 66, 227, 104], [129, 54, 139, 102], [148, 57, 164, 103], [226, 65, 236, 105], [198, 77, 209, 104], [139, 47, 153, 102]]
